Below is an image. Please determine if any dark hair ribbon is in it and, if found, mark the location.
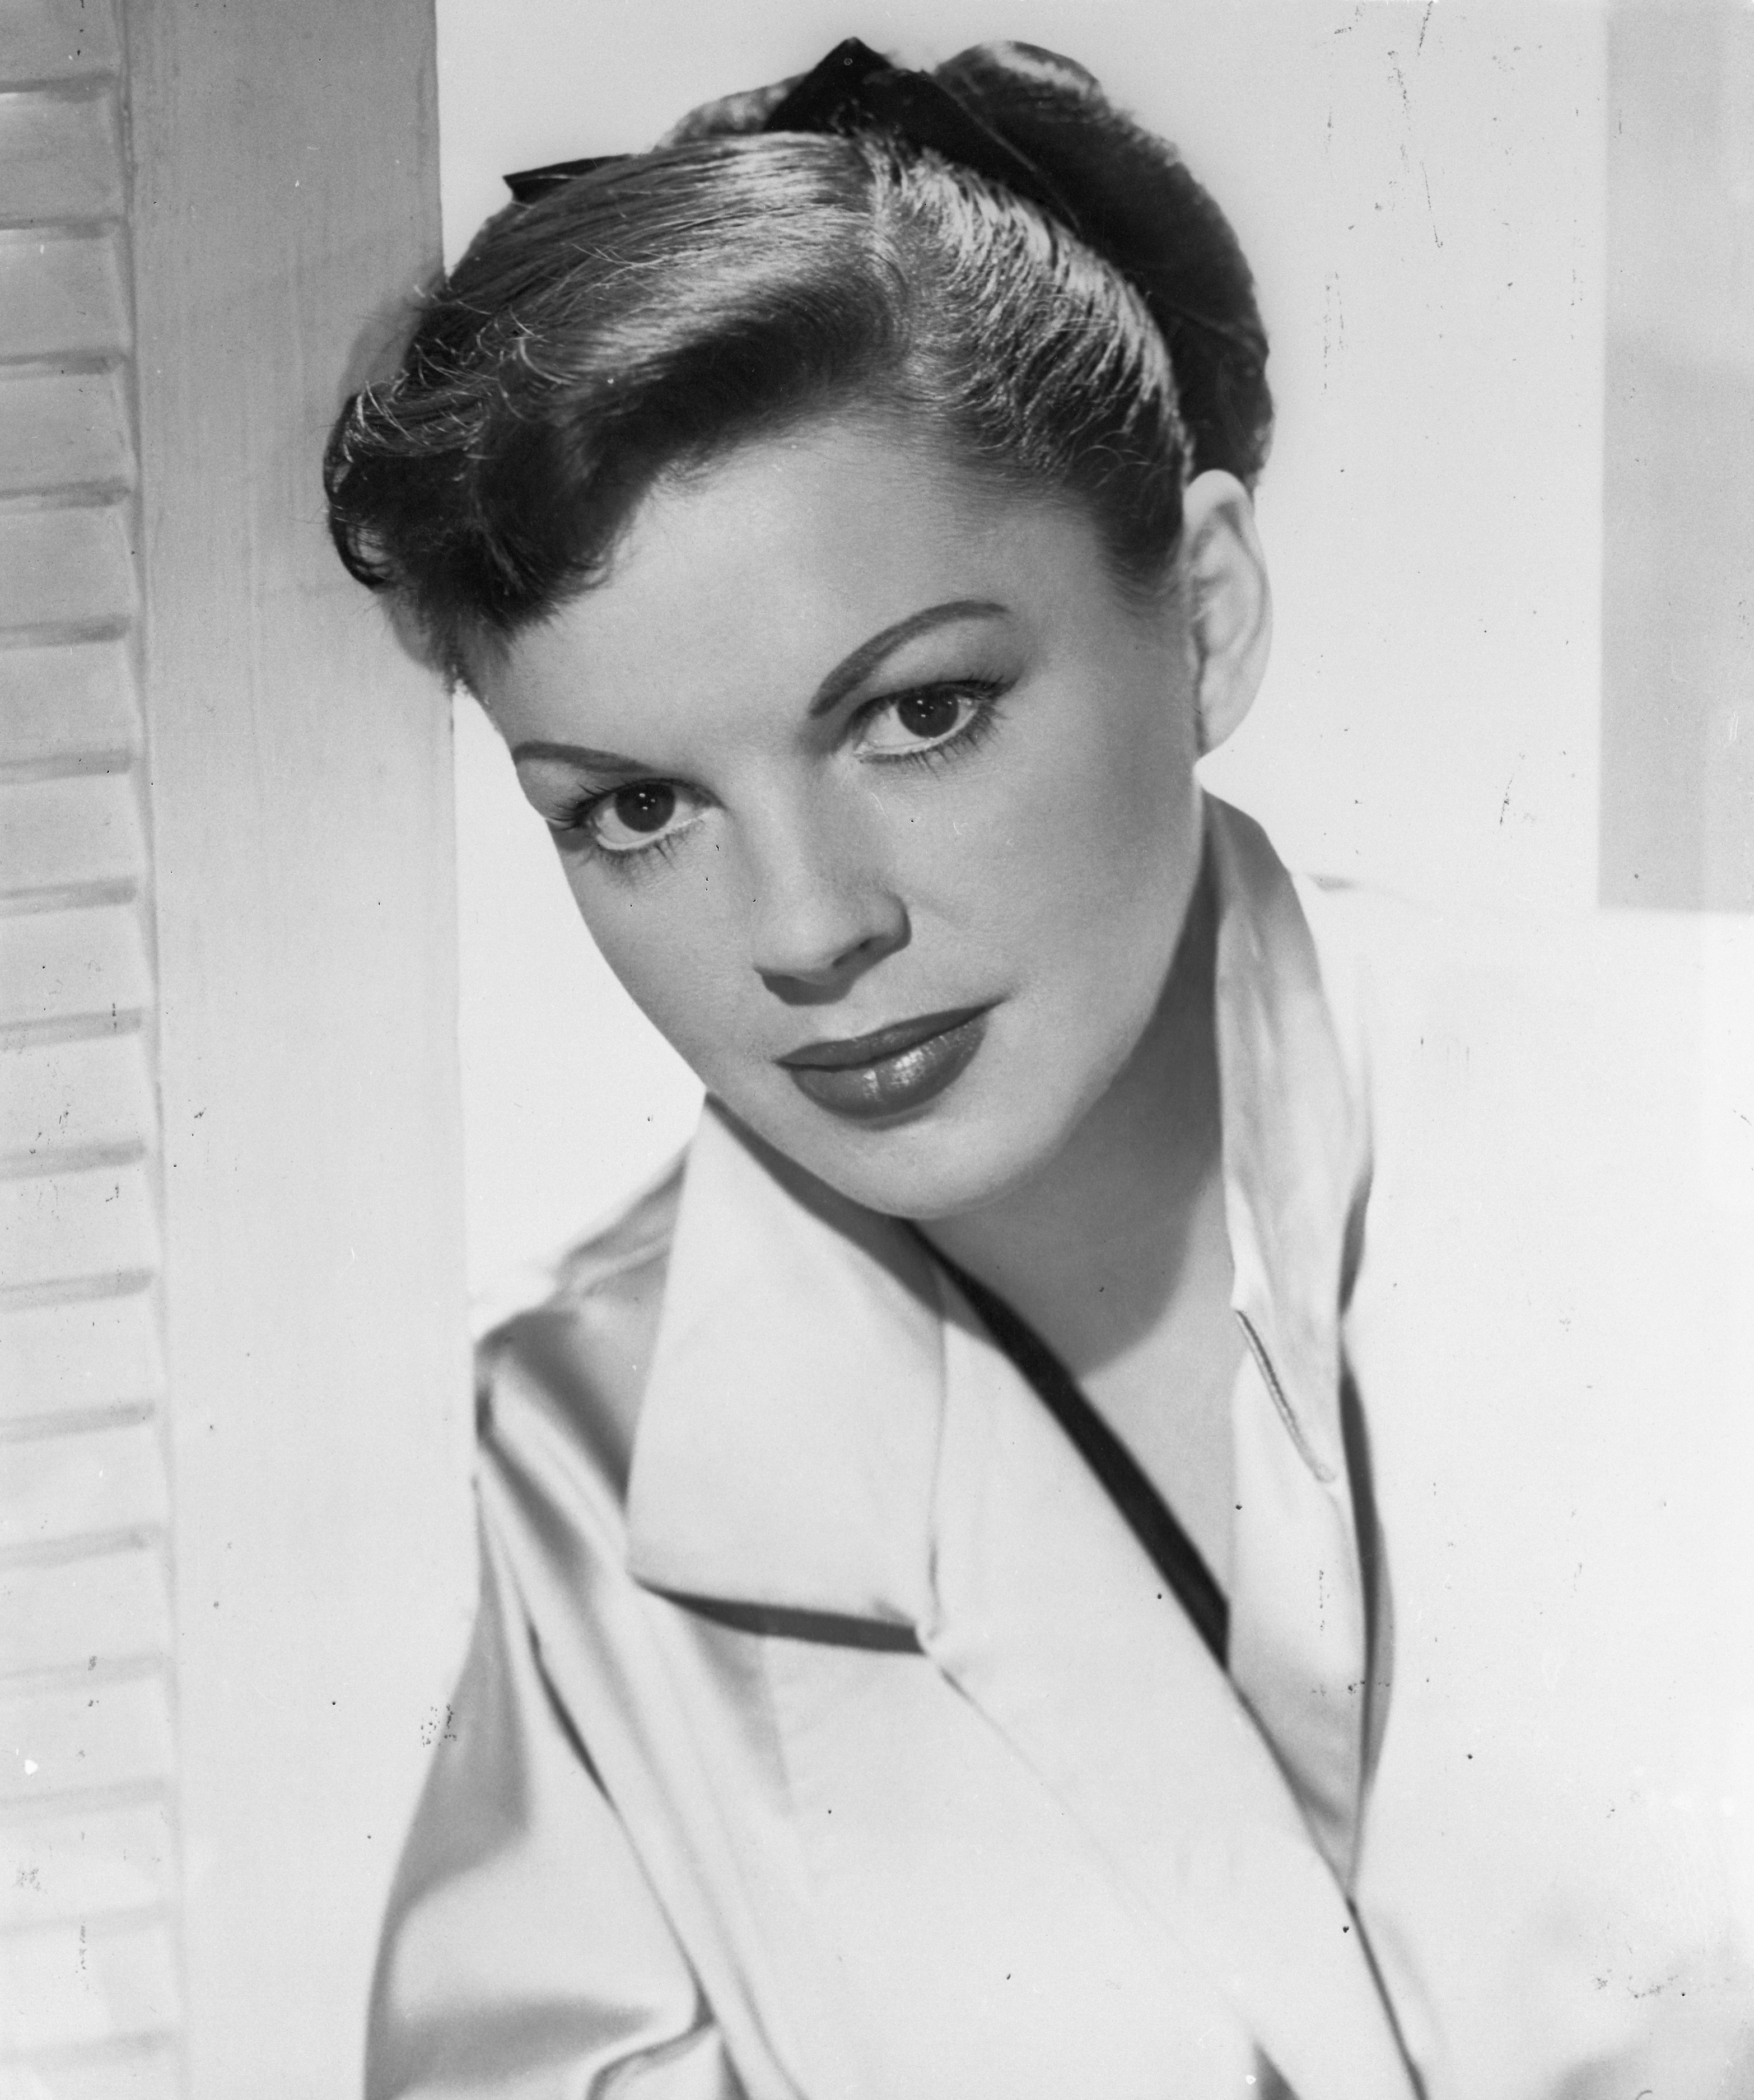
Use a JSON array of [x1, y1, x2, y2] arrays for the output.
[[504, 38, 1085, 236], [759, 39, 1088, 234], [503, 152, 628, 202]]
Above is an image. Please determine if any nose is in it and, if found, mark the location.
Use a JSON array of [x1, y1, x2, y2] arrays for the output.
[[743, 799, 908, 996]]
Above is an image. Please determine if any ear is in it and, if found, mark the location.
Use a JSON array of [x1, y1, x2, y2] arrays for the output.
[[1180, 470, 1272, 756]]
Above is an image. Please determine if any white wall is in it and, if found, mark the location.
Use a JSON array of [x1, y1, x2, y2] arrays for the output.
[[438, 0, 1607, 1297]]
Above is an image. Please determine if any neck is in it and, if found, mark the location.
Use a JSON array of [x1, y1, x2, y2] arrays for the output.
[[918, 867, 1224, 1381]]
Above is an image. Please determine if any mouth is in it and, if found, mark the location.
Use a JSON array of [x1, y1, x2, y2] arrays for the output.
[[776, 1004, 992, 1124]]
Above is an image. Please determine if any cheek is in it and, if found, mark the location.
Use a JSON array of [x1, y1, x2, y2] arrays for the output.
[[926, 673, 1196, 977], [561, 853, 748, 1079]]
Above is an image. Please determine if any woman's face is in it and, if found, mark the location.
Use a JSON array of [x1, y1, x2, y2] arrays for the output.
[[475, 415, 1212, 1221]]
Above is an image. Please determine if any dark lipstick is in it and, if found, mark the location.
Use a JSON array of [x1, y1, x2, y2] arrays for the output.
[[776, 1005, 991, 1123]]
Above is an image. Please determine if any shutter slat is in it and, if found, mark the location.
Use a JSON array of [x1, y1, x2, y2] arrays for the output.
[[0, 505, 136, 632], [0, 1160, 158, 1293], [0, 1799, 171, 1930], [0, 0, 123, 86], [0, 1916, 180, 2053], [0, 1544, 171, 1678], [1, 1419, 167, 1552], [0, 1291, 162, 1422], [0, 639, 141, 767], [0, 87, 123, 222], [0, 2046, 180, 2100], [0, 904, 150, 1030], [0, 1033, 155, 1168], [0, 1670, 173, 1801], [0, 774, 144, 898], [0, 367, 133, 493], [0, 227, 129, 358]]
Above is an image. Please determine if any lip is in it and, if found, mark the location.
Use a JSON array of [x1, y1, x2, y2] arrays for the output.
[[776, 1005, 992, 1123]]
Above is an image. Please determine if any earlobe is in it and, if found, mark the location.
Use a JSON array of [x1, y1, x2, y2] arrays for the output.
[[1181, 471, 1272, 756]]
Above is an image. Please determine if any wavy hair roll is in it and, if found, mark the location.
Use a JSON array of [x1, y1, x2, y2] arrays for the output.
[[324, 41, 1272, 682]]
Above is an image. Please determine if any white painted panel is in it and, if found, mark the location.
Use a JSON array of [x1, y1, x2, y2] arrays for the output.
[[0, 1670, 173, 1802], [0, 1543, 171, 1676], [0, 1290, 163, 1423], [0, 903, 150, 1031], [0, 1161, 157, 1292], [0, 1032, 153, 1168], [0, 1916, 179, 2054], [0, 774, 143, 899], [124, 4, 466, 2094], [0, 1799, 172, 1930], [0, 1418, 168, 1551]]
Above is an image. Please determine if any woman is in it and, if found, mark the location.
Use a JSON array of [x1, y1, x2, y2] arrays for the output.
[[326, 39, 1754, 2100]]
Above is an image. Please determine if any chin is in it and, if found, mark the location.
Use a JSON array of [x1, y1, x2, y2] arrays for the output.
[[761, 1084, 1089, 1225]]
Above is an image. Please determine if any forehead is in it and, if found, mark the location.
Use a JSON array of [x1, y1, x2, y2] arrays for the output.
[[472, 415, 1121, 742]]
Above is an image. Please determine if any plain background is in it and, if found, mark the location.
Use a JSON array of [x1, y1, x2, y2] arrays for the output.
[[436, 0, 1613, 1300]]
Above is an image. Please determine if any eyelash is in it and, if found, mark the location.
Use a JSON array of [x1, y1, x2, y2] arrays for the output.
[[554, 803, 691, 881], [561, 676, 1009, 875], [854, 677, 1007, 774]]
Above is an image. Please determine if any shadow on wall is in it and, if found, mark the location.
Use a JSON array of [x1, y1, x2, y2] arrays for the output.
[[1599, 3, 1754, 912]]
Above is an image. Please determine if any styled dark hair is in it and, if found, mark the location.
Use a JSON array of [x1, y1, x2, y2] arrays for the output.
[[324, 42, 1271, 681]]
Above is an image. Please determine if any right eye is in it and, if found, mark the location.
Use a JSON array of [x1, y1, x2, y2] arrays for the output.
[[575, 780, 707, 857]]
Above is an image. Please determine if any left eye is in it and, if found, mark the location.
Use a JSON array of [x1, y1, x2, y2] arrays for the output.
[[856, 686, 986, 757], [581, 780, 706, 854]]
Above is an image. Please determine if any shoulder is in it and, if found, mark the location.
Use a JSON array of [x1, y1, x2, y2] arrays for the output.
[[474, 1155, 687, 1498]]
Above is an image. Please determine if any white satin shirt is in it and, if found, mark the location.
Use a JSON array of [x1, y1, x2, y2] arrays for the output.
[[368, 799, 1754, 2100]]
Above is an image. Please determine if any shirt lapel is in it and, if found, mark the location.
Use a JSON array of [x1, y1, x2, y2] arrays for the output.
[[623, 1100, 943, 1629], [927, 1269, 1415, 2100]]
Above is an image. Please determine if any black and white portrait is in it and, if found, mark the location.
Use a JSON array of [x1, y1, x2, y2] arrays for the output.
[[2, 5, 1751, 2096]]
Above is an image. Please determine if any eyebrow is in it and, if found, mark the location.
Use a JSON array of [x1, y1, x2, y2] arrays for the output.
[[511, 739, 647, 775], [509, 597, 1008, 772], [804, 598, 1007, 718]]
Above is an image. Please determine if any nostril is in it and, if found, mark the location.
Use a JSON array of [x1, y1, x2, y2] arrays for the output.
[[759, 933, 875, 994], [741, 810, 910, 990], [752, 905, 910, 1003]]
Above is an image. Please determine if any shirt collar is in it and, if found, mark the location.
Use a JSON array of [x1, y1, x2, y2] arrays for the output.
[[1208, 800, 1366, 1486], [624, 794, 1368, 1617]]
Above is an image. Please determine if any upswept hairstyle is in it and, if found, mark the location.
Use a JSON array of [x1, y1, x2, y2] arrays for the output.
[[324, 42, 1271, 682]]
